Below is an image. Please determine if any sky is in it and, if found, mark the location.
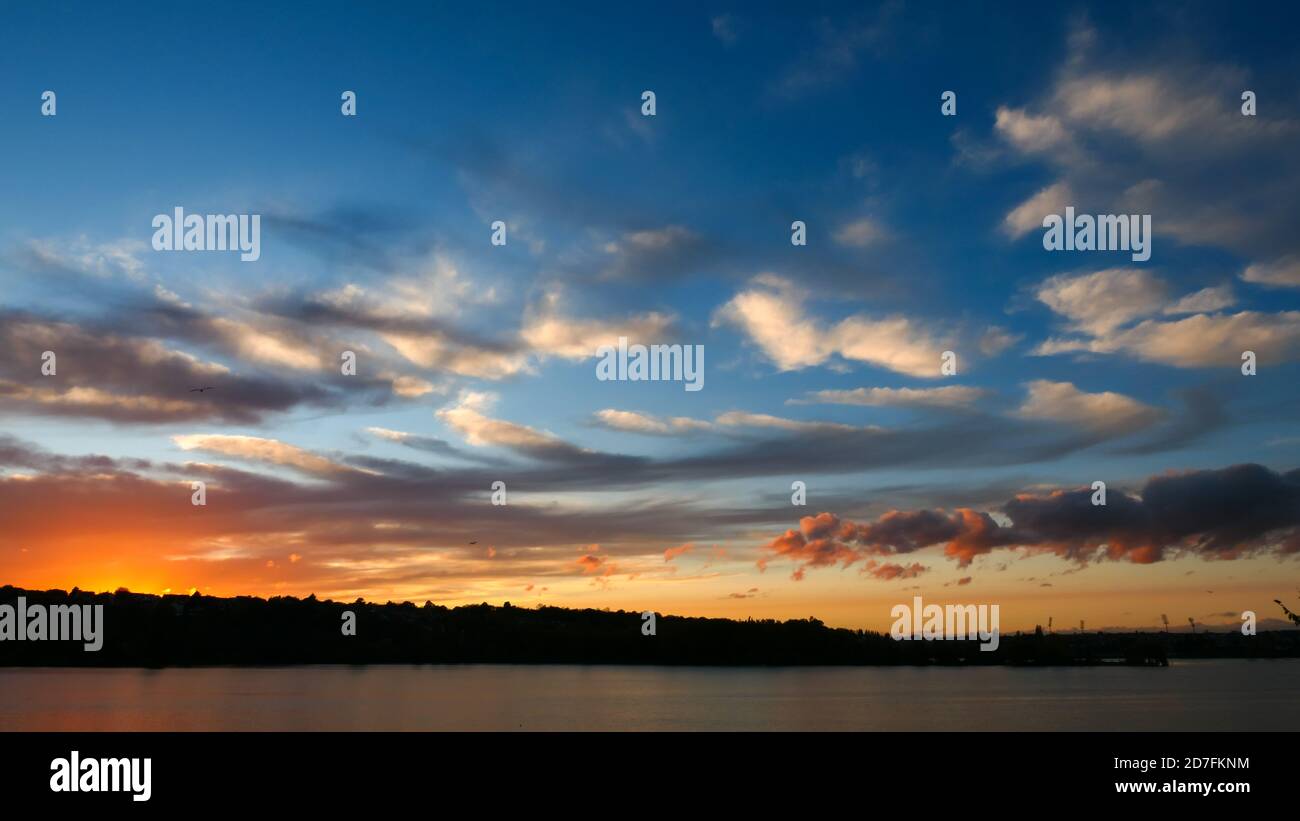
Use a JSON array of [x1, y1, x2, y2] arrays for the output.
[[0, 1, 1298, 633]]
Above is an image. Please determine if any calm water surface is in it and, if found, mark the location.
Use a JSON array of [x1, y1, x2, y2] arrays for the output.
[[1, 659, 1296, 730]]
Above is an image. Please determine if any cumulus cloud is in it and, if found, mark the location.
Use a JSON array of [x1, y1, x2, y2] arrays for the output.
[[1031, 270, 1300, 367], [994, 106, 1070, 154], [1017, 380, 1164, 436], [759, 464, 1300, 574], [1035, 268, 1168, 335], [988, 20, 1300, 261], [520, 289, 674, 360], [1037, 310, 1300, 367], [1002, 181, 1072, 239], [713, 275, 957, 377], [1050, 71, 1269, 145], [577, 552, 615, 576], [387, 374, 441, 398], [1242, 257, 1300, 288]]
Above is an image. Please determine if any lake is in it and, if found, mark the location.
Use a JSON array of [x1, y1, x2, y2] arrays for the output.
[[1, 659, 1296, 731]]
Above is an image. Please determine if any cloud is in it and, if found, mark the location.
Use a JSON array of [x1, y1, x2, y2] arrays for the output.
[[599, 226, 712, 281], [520, 289, 674, 360], [0, 312, 356, 425], [987, 21, 1300, 261], [713, 275, 957, 377], [1050, 71, 1269, 146], [173, 434, 354, 477], [1002, 182, 1072, 239], [382, 331, 529, 378], [0, 383, 206, 422], [437, 390, 590, 460], [1242, 257, 1300, 288], [387, 375, 441, 398], [979, 326, 1022, 357], [994, 106, 1070, 154], [759, 464, 1300, 573], [1035, 268, 1167, 335], [862, 560, 928, 581], [791, 385, 987, 408], [1017, 380, 1164, 436], [312, 255, 500, 322], [206, 317, 323, 370], [1164, 285, 1236, 315], [664, 543, 693, 562], [715, 411, 859, 434], [1112, 385, 1229, 455], [365, 427, 506, 466], [1031, 270, 1300, 367], [251, 274, 526, 381], [22, 237, 149, 282], [0, 269, 465, 422], [593, 409, 712, 435], [577, 553, 612, 575], [833, 217, 887, 248], [0, 433, 744, 602], [1037, 310, 1300, 367]]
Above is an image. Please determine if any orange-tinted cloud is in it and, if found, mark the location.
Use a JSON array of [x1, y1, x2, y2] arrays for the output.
[[664, 543, 694, 562], [760, 464, 1300, 575]]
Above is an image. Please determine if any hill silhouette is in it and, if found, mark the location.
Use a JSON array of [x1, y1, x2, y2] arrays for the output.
[[2, 585, 1297, 667]]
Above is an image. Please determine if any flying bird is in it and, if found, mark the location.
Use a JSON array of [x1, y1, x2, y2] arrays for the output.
[[189, 387, 215, 393], [469, 541, 478, 545]]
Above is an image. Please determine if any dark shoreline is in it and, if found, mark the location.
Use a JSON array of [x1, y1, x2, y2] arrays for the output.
[[3, 585, 1297, 668]]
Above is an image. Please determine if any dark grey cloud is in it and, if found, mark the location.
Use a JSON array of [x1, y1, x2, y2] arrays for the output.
[[760, 464, 1300, 576], [0, 309, 402, 425], [1114, 384, 1230, 455]]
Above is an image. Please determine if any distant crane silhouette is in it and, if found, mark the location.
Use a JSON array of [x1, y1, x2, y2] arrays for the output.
[[1048, 616, 1053, 634], [1079, 619, 1085, 633], [1187, 616, 1197, 634], [1161, 614, 1169, 633]]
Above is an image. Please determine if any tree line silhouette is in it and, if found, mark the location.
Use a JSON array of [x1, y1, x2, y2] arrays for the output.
[[2, 585, 1297, 667]]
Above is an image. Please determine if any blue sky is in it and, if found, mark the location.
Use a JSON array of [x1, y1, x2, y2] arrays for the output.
[[1, 1, 1298, 630]]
